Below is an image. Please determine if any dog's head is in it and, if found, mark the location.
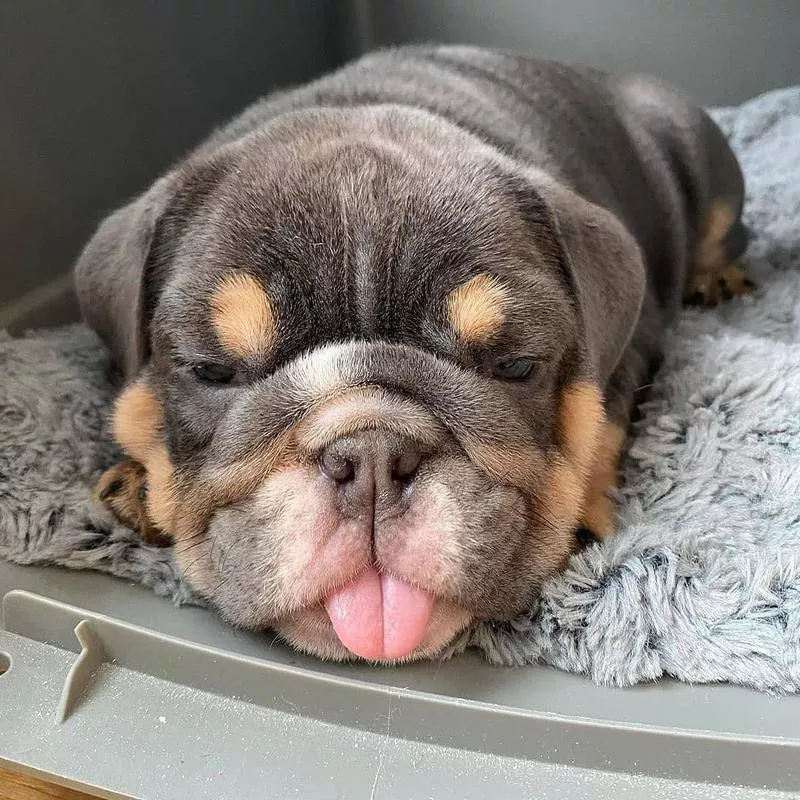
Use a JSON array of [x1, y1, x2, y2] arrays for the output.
[[76, 106, 644, 661]]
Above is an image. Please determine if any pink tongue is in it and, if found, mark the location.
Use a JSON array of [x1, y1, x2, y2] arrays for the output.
[[324, 568, 434, 661]]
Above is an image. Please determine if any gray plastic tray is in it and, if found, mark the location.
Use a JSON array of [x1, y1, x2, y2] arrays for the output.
[[1, 559, 798, 799]]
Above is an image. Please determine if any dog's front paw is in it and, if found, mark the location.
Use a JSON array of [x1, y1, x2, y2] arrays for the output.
[[94, 460, 171, 546], [684, 263, 756, 308]]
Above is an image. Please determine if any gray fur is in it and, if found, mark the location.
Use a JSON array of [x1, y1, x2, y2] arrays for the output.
[[1, 86, 799, 689]]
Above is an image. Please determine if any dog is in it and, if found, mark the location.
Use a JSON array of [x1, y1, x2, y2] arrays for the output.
[[76, 45, 750, 662]]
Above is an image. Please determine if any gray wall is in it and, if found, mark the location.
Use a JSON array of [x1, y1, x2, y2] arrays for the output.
[[0, 1, 342, 321], [369, 0, 800, 106], [1, 0, 798, 326]]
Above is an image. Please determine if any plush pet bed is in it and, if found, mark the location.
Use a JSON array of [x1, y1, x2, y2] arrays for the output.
[[1, 87, 799, 693]]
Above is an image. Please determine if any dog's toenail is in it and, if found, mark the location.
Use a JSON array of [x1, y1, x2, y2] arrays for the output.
[[685, 291, 705, 306], [575, 527, 601, 548]]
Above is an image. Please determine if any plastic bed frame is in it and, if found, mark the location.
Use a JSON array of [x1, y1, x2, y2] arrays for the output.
[[0, 556, 798, 799]]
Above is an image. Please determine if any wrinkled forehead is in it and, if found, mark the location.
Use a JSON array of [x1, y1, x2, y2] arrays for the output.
[[154, 132, 575, 362]]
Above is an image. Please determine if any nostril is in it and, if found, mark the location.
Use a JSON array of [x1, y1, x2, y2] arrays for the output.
[[320, 450, 355, 483], [393, 449, 421, 482]]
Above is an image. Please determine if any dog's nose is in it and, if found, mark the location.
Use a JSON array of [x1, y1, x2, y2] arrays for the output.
[[319, 431, 421, 515]]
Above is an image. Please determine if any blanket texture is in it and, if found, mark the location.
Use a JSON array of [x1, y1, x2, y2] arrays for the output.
[[1, 87, 799, 692]]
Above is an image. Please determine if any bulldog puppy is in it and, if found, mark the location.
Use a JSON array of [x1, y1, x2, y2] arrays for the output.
[[76, 46, 749, 662]]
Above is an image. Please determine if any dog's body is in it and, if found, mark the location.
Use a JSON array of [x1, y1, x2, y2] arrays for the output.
[[77, 46, 748, 662]]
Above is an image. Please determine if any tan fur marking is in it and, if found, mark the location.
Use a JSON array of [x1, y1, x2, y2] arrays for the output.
[[557, 382, 605, 472], [686, 200, 754, 306], [581, 421, 626, 538], [112, 380, 163, 463], [543, 457, 586, 533], [210, 273, 275, 358], [540, 381, 606, 534], [447, 273, 510, 344], [699, 201, 736, 265], [100, 380, 177, 540]]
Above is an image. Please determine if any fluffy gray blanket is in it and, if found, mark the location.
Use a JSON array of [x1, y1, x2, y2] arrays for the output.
[[2, 87, 799, 692]]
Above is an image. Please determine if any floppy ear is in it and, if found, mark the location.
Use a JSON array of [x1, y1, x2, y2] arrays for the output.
[[531, 178, 646, 384], [74, 175, 177, 380]]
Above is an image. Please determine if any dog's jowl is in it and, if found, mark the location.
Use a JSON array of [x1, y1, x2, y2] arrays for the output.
[[79, 46, 750, 662]]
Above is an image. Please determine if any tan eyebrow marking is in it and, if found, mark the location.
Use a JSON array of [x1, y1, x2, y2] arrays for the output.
[[210, 273, 276, 358], [447, 272, 510, 344]]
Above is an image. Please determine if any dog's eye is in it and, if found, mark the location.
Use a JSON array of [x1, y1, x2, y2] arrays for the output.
[[493, 357, 536, 380], [192, 362, 236, 384]]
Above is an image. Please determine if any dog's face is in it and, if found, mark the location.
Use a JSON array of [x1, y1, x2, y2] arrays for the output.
[[77, 107, 644, 661]]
